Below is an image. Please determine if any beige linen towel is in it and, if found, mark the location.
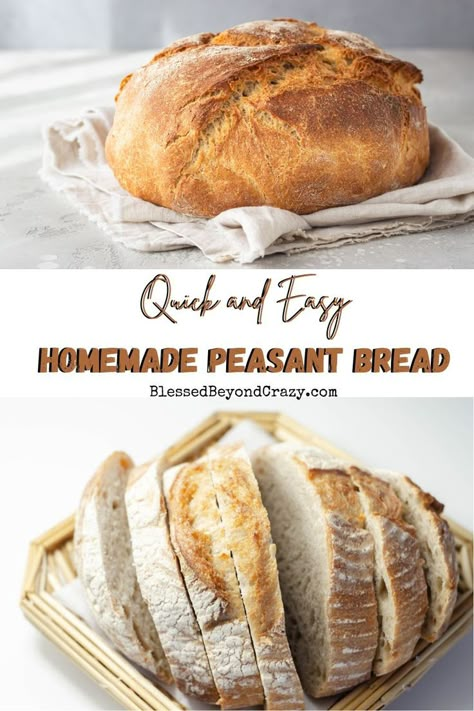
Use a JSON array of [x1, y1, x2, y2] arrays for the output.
[[41, 107, 474, 264]]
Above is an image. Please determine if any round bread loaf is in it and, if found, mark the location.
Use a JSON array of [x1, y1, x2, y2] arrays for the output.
[[106, 18, 430, 218]]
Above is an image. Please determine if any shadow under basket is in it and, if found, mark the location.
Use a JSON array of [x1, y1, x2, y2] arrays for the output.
[[21, 411, 473, 711]]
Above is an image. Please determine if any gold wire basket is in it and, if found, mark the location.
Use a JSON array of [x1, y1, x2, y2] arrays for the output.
[[21, 412, 473, 711]]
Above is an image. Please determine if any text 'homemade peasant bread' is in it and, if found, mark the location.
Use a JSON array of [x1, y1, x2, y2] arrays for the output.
[[125, 460, 218, 702], [105, 18, 430, 218], [74, 452, 171, 682]]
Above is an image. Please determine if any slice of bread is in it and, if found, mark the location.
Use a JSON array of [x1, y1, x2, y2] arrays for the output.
[[125, 460, 218, 702], [253, 444, 378, 697], [376, 470, 458, 642], [163, 458, 264, 709], [207, 443, 304, 710], [348, 467, 428, 674], [74, 452, 171, 681]]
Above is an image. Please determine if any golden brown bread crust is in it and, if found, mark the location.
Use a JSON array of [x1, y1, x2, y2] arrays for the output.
[[209, 452, 282, 633], [106, 18, 429, 217], [208, 444, 304, 710], [168, 462, 235, 610], [166, 460, 265, 708]]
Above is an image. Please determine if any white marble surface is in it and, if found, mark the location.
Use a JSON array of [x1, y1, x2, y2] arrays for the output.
[[0, 49, 473, 269]]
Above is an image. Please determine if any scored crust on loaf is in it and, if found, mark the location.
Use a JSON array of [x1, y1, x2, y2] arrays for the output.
[[207, 443, 304, 710], [106, 18, 429, 218], [253, 443, 378, 697], [125, 460, 218, 702], [375, 470, 458, 642], [74, 452, 172, 682], [163, 459, 264, 709], [347, 467, 428, 675]]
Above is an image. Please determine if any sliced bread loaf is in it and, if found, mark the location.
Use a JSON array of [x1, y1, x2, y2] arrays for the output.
[[376, 470, 458, 641], [163, 458, 264, 709], [253, 444, 378, 697], [348, 467, 428, 674], [74, 452, 172, 681], [207, 443, 304, 710], [125, 460, 218, 702]]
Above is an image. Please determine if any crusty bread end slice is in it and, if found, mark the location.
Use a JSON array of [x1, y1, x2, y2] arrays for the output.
[[163, 459, 264, 709], [74, 452, 172, 682], [348, 467, 428, 674], [125, 460, 218, 702], [208, 443, 304, 710], [376, 470, 458, 642]]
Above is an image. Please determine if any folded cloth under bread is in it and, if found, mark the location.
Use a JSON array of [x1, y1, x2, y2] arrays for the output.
[[41, 107, 474, 264]]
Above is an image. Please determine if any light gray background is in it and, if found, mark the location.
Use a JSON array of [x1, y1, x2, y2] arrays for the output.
[[1, 0, 474, 49], [0, 397, 472, 710]]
